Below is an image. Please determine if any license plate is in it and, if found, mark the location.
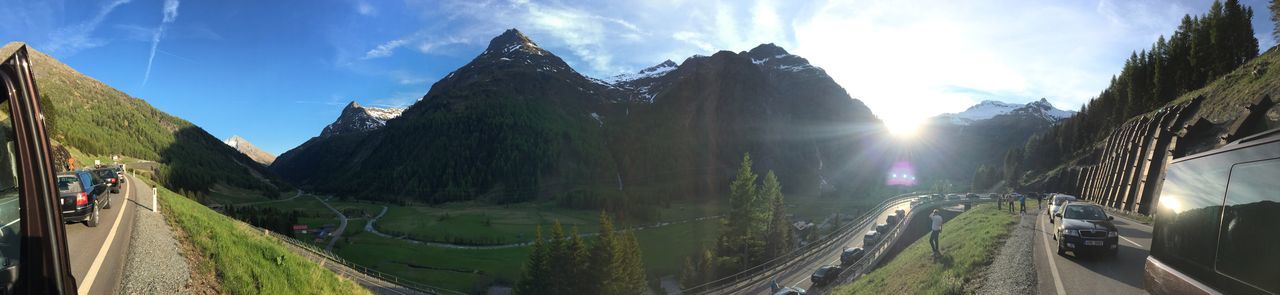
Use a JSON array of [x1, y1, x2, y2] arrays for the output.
[[1084, 240, 1103, 246]]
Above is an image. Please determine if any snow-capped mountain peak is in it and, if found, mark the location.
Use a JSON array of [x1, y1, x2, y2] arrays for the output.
[[320, 101, 405, 137], [223, 135, 276, 165], [606, 60, 677, 84], [937, 98, 1075, 125]]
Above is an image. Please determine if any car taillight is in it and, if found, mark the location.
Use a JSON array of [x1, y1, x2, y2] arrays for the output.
[[110, 178, 116, 183], [76, 192, 88, 206]]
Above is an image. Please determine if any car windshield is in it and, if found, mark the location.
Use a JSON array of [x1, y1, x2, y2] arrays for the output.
[[1063, 205, 1107, 220], [57, 176, 81, 192]]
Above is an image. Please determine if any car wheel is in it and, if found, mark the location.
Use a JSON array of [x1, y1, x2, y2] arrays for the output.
[[86, 204, 100, 227], [103, 195, 112, 209], [1056, 239, 1066, 256]]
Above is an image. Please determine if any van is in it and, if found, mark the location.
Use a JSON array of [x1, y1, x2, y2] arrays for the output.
[[1144, 129, 1280, 294]]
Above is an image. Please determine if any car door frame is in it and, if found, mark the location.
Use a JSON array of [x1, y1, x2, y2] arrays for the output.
[[2, 45, 78, 294]]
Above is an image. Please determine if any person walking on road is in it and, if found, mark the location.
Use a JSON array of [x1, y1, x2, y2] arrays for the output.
[[930, 209, 943, 257]]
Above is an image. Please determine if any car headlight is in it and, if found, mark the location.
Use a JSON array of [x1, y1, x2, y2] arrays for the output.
[[1063, 229, 1079, 237], [1108, 231, 1118, 237]]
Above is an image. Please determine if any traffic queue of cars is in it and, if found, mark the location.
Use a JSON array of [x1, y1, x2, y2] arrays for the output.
[[806, 207, 910, 290], [55, 166, 124, 227]]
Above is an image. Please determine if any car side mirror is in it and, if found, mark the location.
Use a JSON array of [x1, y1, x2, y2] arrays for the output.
[[1108, 216, 1114, 220], [1053, 213, 1061, 218]]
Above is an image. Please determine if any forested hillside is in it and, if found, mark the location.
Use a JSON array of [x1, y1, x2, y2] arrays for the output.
[[996, 0, 1262, 186], [0, 42, 290, 197]]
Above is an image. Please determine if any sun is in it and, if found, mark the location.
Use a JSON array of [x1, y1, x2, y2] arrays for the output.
[[885, 117, 924, 139]]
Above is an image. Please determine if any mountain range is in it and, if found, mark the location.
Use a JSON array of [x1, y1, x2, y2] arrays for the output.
[[935, 98, 1075, 125], [906, 98, 1076, 186], [224, 135, 277, 165], [271, 29, 887, 205]]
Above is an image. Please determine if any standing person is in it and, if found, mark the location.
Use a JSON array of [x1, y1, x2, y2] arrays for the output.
[[1007, 194, 1014, 213], [1019, 194, 1027, 213], [997, 193, 1003, 210], [930, 210, 943, 257]]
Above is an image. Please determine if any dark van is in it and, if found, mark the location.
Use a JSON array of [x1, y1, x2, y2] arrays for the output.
[[1145, 129, 1280, 295]]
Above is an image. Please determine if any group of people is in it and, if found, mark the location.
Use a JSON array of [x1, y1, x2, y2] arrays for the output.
[[930, 193, 1042, 258], [996, 193, 1039, 214]]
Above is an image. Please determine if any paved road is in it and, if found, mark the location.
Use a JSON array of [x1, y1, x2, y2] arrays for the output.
[[1032, 208, 1152, 295], [745, 198, 915, 294], [314, 195, 348, 252], [64, 173, 145, 295]]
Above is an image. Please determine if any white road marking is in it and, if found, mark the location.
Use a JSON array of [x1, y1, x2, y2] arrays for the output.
[[3, 218, 18, 228], [1038, 214, 1068, 295], [1119, 236, 1143, 248], [78, 175, 131, 295]]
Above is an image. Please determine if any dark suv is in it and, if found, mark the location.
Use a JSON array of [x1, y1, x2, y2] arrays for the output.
[[839, 247, 865, 266], [92, 167, 120, 194], [57, 171, 111, 227], [1052, 203, 1118, 257], [1145, 129, 1280, 295], [809, 265, 841, 286]]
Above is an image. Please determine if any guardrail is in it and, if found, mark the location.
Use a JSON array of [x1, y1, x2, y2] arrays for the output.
[[679, 192, 926, 294]]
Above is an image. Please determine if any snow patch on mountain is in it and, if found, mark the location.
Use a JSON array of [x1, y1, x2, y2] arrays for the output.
[[937, 98, 1075, 125], [606, 60, 677, 84]]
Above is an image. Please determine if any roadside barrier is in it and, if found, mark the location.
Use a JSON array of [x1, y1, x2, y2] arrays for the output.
[[679, 192, 925, 294]]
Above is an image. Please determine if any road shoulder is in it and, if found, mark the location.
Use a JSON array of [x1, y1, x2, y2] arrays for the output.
[[976, 212, 1037, 295]]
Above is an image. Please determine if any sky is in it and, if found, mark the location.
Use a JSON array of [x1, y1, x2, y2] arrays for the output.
[[0, 0, 1275, 154]]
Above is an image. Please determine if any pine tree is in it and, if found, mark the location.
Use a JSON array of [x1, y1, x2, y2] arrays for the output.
[[720, 153, 759, 268], [546, 221, 568, 294], [1271, 0, 1280, 43], [516, 226, 550, 295], [566, 227, 592, 294], [591, 212, 622, 294], [762, 171, 790, 259], [614, 233, 648, 295]]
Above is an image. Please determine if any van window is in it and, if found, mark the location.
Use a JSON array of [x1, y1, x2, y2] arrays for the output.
[[1215, 158, 1280, 293], [0, 99, 18, 270], [1151, 155, 1229, 272]]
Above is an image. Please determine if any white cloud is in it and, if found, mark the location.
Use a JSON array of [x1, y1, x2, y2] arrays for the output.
[[42, 0, 133, 55], [356, 1, 376, 16], [142, 0, 181, 87], [363, 39, 408, 59]]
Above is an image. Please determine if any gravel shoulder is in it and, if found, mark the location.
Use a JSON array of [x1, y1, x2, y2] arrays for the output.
[[976, 212, 1038, 295], [120, 207, 193, 294]]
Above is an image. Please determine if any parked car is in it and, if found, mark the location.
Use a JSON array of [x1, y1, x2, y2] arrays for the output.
[[770, 280, 806, 295], [966, 193, 979, 200], [57, 171, 111, 227], [1052, 203, 1118, 257], [894, 209, 906, 218], [1047, 194, 1078, 221], [946, 194, 963, 201], [92, 167, 120, 194], [863, 231, 880, 245], [874, 223, 888, 234], [840, 247, 865, 266], [810, 265, 842, 286], [1145, 129, 1280, 295], [885, 214, 899, 225]]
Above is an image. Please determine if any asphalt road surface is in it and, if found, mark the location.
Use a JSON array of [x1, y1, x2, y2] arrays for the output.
[[746, 198, 916, 294], [64, 173, 147, 295], [1033, 208, 1153, 295]]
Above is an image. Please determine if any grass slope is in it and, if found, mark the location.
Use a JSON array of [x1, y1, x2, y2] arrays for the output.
[[832, 204, 1014, 294], [156, 180, 369, 294]]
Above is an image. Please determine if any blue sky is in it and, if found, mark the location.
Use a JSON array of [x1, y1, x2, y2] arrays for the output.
[[0, 0, 1274, 154]]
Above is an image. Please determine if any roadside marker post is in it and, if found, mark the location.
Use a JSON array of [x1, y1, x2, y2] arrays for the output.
[[153, 187, 159, 213]]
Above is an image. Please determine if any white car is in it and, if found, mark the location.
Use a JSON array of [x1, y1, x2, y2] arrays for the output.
[[1047, 194, 1078, 220]]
